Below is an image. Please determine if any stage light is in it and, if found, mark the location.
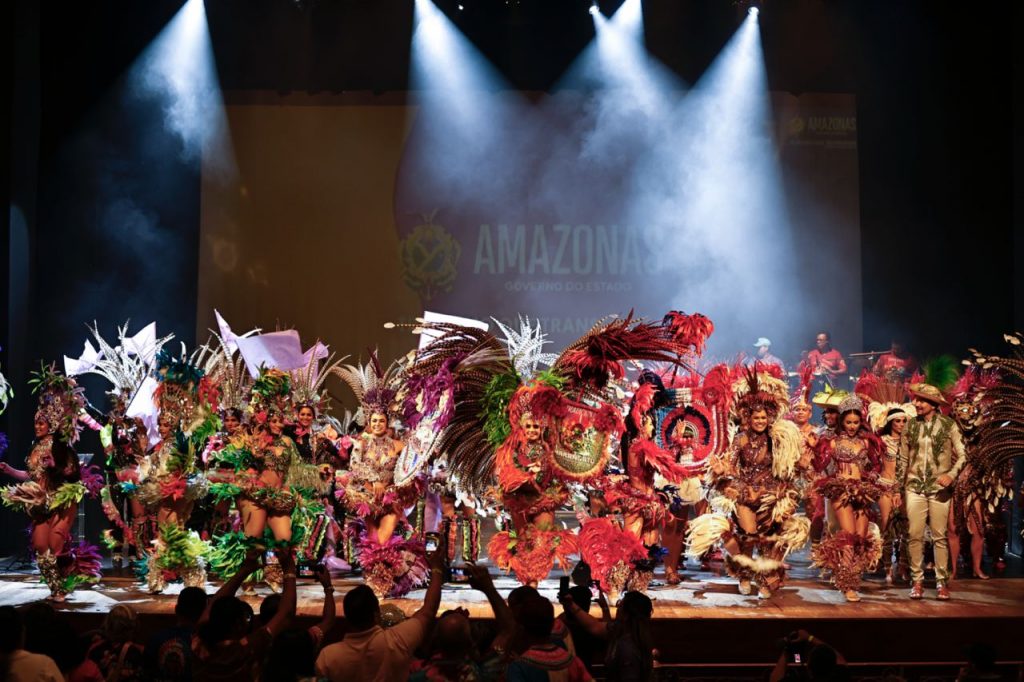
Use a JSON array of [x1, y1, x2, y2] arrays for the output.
[[748, 6, 759, 17], [129, 0, 233, 175], [589, 1, 599, 17], [457, 4, 464, 10]]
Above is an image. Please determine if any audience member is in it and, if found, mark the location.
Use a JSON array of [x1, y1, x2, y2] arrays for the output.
[[957, 642, 1001, 681], [144, 585, 208, 681], [769, 629, 848, 682], [23, 605, 99, 681], [560, 586, 607, 674], [0, 605, 63, 682], [559, 590, 652, 682], [506, 597, 592, 682], [409, 561, 515, 681], [86, 604, 146, 681], [316, 547, 446, 682], [192, 548, 297, 681], [262, 564, 337, 681]]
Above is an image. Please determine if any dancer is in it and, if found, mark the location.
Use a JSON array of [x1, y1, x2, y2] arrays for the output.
[[858, 374, 916, 584], [65, 322, 172, 566], [963, 335, 1024, 578], [812, 395, 884, 601], [899, 382, 966, 600], [135, 351, 217, 592], [687, 368, 810, 599], [98, 395, 150, 567], [0, 367, 101, 601], [491, 383, 583, 588], [402, 314, 689, 590], [947, 369, 1007, 581], [334, 357, 427, 598]]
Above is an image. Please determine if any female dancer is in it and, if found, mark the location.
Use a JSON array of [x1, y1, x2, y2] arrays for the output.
[[868, 402, 913, 583], [812, 395, 884, 601], [0, 368, 101, 600], [687, 370, 809, 599], [334, 359, 426, 598]]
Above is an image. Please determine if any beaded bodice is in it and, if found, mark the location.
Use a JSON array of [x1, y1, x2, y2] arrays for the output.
[[733, 431, 773, 487], [831, 433, 871, 475], [27, 436, 55, 484], [259, 435, 296, 477], [350, 434, 401, 484]]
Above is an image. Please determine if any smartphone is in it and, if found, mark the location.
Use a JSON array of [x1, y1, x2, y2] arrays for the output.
[[793, 653, 802, 664], [424, 532, 441, 553], [559, 575, 570, 597]]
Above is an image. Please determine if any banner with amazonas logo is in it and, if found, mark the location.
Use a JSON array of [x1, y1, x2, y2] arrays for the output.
[[200, 90, 860, 384]]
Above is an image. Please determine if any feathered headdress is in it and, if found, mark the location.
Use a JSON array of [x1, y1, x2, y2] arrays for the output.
[[554, 312, 691, 399], [965, 333, 1024, 477], [790, 365, 814, 410], [194, 329, 258, 414], [402, 324, 512, 492], [290, 345, 348, 414], [731, 367, 790, 423], [854, 370, 916, 432], [248, 367, 293, 423], [77, 322, 173, 402], [152, 347, 219, 431], [919, 355, 961, 393], [29, 364, 87, 444], [661, 311, 715, 357], [331, 352, 405, 426]]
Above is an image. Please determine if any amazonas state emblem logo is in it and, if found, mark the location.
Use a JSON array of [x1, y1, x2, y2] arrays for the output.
[[399, 211, 461, 302]]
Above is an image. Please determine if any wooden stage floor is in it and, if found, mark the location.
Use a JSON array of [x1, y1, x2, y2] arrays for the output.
[[2, 563, 1021, 664]]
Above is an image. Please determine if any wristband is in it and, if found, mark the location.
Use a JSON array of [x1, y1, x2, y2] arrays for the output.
[[283, 572, 297, 580], [323, 587, 335, 593]]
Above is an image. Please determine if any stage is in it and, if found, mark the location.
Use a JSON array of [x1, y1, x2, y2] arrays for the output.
[[2, 561, 1021, 666]]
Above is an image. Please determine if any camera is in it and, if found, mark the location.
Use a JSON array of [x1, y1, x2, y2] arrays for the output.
[[424, 531, 441, 553], [776, 631, 807, 663]]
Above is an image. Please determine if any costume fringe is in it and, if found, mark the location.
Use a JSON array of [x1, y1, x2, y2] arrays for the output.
[[775, 514, 811, 556], [488, 526, 578, 586], [100, 486, 134, 552], [142, 523, 209, 593], [357, 532, 429, 598], [812, 524, 882, 593], [685, 513, 732, 560], [578, 517, 648, 593], [770, 420, 802, 481]]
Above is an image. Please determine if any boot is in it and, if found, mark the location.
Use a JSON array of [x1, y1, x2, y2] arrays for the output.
[[37, 550, 68, 601]]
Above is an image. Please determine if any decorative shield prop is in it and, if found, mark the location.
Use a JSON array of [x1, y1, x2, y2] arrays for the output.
[[549, 403, 609, 482], [653, 388, 723, 476], [394, 424, 435, 486]]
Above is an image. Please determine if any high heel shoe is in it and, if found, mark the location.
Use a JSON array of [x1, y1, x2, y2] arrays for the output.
[[972, 570, 991, 580]]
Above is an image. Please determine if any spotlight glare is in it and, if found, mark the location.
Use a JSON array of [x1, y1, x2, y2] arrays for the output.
[[748, 6, 759, 17], [589, 2, 599, 16], [457, 4, 464, 9]]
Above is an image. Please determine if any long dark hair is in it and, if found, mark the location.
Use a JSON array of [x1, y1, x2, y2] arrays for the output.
[[879, 408, 906, 436], [41, 437, 79, 488], [607, 591, 654, 680]]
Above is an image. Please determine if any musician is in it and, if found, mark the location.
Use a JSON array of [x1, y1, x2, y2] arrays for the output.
[[800, 332, 847, 384], [872, 340, 918, 381], [746, 337, 785, 373]]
